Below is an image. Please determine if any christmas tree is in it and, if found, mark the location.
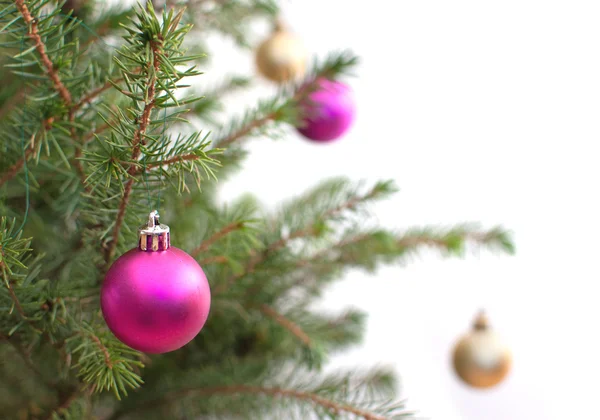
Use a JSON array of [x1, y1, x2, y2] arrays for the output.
[[0, 1, 514, 418]]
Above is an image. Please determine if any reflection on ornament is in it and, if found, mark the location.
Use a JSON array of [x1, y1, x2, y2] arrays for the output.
[[101, 211, 211, 354], [296, 78, 356, 142], [452, 311, 511, 389], [256, 20, 307, 83]]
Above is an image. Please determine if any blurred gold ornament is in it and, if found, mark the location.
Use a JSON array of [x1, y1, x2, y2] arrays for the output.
[[256, 21, 307, 83], [452, 311, 511, 389]]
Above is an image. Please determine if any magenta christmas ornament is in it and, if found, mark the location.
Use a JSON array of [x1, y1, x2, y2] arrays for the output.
[[296, 78, 356, 142], [101, 211, 211, 354]]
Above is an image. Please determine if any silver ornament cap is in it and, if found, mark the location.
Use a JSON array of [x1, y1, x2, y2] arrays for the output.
[[138, 210, 170, 252]]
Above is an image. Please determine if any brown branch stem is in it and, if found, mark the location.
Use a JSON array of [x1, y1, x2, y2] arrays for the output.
[[215, 112, 276, 148], [259, 304, 312, 346], [14, 0, 72, 105], [103, 41, 162, 265], [197, 255, 228, 265], [43, 388, 81, 420], [4, 275, 27, 319], [216, 187, 379, 294], [213, 75, 321, 149], [0, 146, 34, 188], [142, 153, 203, 171], [191, 221, 245, 257], [88, 333, 113, 369], [72, 77, 124, 112]]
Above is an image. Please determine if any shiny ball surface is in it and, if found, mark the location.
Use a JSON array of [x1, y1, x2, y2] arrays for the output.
[[452, 328, 511, 389], [256, 29, 307, 83], [101, 247, 211, 353], [296, 79, 356, 142]]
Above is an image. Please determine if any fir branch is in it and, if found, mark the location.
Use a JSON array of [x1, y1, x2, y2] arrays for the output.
[[0, 335, 56, 390], [0, 87, 29, 120], [213, 52, 358, 149], [14, 0, 72, 106], [396, 225, 515, 255], [83, 121, 110, 144], [44, 389, 80, 420], [191, 221, 246, 258], [72, 76, 125, 113], [68, 325, 144, 399], [216, 111, 277, 148], [109, 385, 391, 420], [0, 146, 34, 188], [88, 332, 113, 369], [216, 182, 387, 294], [197, 255, 228, 265], [104, 39, 161, 264], [5, 280, 26, 320], [259, 304, 312, 347], [143, 151, 214, 171]]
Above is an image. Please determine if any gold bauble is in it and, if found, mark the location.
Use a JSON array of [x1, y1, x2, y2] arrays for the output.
[[452, 311, 511, 389], [256, 23, 307, 83]]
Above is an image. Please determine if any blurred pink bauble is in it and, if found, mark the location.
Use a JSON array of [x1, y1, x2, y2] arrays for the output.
[[101, 247, 211, 354], [296, 78, 356, 142]]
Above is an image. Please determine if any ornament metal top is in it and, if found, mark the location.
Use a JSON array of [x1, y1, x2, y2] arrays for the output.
[[138, 210, 170, 251]]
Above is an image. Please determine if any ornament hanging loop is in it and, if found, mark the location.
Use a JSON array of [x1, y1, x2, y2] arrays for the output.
[[139, 210, 170, 252], [472, 309, 489, 331], [148, 210, 160, 228]]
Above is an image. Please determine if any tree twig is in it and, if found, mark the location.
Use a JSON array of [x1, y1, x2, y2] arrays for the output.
[[103, 41, 162, 265], [197, 255, 228, 265], [0, 146, 34, 188], [88, 333, 113, 369], [215, 112, 276, 148], [0, 1, 74, 188], [43, 388, 80, 420], [212, 75, 321, 149], [259, 304, 312, 346], [216, 187, 379, 294], [14, 0, 72, 106], [191, 221, 245, 257], [0, 333, 57, 390], [108, 384, 390, 420]]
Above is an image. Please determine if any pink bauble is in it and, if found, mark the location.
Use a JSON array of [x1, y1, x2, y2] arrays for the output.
[[101, 246, 211, 353], [296, 78, 356, 142]]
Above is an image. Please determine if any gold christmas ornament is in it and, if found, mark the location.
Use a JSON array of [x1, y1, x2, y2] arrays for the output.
[[256, 21, 307, 83], [452, 311, 511, 389]]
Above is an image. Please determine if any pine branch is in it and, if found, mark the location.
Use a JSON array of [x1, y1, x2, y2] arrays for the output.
[[1, 335, 56, 390], [216, 182, 387, 294], [82, 122, 110, 144], [88, 332, 113, 369], [72, 76, 125, 113], [0, 146, 34, 188], [14, 0, 72, 106], [191, 221, 246, 257], [216, 111, 277, 148], [213, 52, 358, 149], [0, 0, 76, 187], [104, 39, 161, 264], [67, 324, 144, 399], [0, 87, 29, 120], [109, 385, 391, 420], [5, 280, 26, 320], [197, 255, 228, 265], [43, 389, 80, 420], [259, 304, 312, 347], [1, 1, 106, 190]]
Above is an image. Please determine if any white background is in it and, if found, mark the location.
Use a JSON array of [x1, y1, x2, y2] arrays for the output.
[[207, 1, 600, 419]]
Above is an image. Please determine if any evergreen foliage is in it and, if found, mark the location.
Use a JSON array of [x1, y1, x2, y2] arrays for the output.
[[0, 1, 514, 418]]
